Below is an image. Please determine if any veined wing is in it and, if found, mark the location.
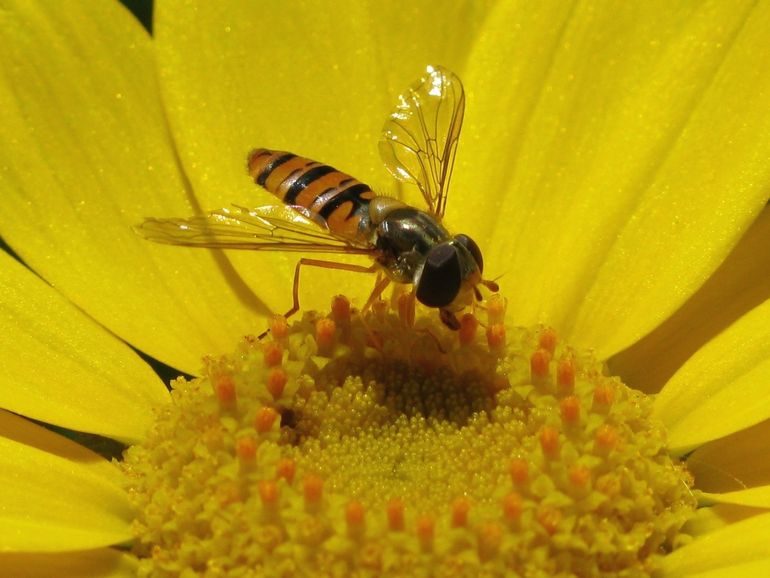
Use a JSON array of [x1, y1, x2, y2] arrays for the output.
[[379, 64, 465, 220], [135, 204, 375, 254]]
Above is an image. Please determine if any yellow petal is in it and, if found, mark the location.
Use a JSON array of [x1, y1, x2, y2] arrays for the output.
[[688, 420, 770, 493], [463, 1, 770, 358], [610, 206, 770, 394], [673, 559, 770, 578], [0, 549, 136, 578], [0, 251, 168, 444], [0, 410, 132, 551], [662, 511, 770, 577], [0, 0, 270, 375], [701, 487, 770, 509], [154, 0, 493, 313], [654, 298, 770, 454]]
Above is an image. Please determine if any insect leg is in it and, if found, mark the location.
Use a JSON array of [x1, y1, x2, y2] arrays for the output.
[[284, 258, 379, 320], [362, 273, 392, 313]]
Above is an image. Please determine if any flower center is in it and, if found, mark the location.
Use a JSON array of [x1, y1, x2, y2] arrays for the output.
[[122, 293, 697, 577]]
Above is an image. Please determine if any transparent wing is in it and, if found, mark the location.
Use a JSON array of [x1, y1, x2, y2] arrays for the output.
[[379, 64, 465, 220], [135, 205, 375, 255]]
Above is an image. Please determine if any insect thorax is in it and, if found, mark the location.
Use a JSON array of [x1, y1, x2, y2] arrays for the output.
[[374, 207, 450, 284]]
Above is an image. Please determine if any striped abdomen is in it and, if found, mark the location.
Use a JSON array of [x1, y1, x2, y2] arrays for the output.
[[248, 148, 376, 240]]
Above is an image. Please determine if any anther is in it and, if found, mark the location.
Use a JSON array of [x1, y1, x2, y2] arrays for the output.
[[276, 457, 296, 484], [213, 375, 237, 407], [298, 517, 326, 546], [386, 499, 405, 531], [486, 323, 506, 350], [530, 348, 551, 383], [269, 315, 289, 339], [486, 294, 506, 325], [360, 543, 383, 571], [593, 380, 615, 411], [560, 395, 580, 425], [595, 424, 619, 452], [416, 514, 435, 550], [315, 318, 336, 353], [331, 294, 351, 323], [537, 504, 562, 535], [458, 313, 478, 345], [266, 368, 288, 399], [371, 298, 388, 321], [568, 464, 591, 490], [450, 497, 471, 528], [477, 523, 502, 561], [557, 356, 575, 393], [596, 473, 621, 497], [263, 342, 283, 367], [303, 474, 324, 508], [235, 435, 257, 465], [502, 492, 523, 523], [216, 481, 242, 506], [258, 480, 280, 507], [509, 458, 529, 486], [540, 426, 560, 458], [255, 406, 279, 433], [346, 500, 366, 536], [256, 525, 283, 551], [538, 327, 557, 355]]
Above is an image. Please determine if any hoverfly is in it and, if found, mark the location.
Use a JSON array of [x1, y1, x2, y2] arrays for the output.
[[137, 65, 498, 331]]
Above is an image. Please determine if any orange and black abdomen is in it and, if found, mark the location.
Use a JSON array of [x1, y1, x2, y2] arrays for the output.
[[248, 148, 376, 240]]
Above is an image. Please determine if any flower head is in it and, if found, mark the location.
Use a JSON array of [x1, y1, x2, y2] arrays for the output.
[[124, 296, 697, 576], [2, 1, 770, 577]]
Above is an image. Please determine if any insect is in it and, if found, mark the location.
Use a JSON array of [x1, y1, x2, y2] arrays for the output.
[[137, 64, 498, 330]]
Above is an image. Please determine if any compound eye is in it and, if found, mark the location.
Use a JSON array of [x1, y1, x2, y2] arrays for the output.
[[455, 234, 483, 274], [416, 244, 462, 308]]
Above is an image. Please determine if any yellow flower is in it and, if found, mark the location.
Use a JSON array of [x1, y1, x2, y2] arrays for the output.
[[2, 1, 770, 577]]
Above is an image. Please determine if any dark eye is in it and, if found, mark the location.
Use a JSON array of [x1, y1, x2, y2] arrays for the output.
[[455, 234, 483, 274], [416, 244, 461, 308]]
